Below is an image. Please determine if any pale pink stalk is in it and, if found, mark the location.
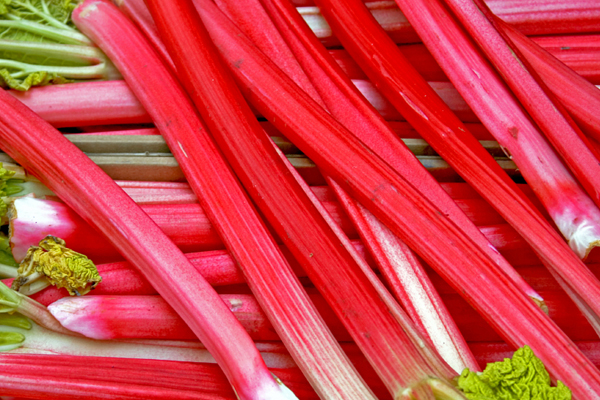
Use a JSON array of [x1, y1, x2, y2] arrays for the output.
[[8, 81, 151, 128]]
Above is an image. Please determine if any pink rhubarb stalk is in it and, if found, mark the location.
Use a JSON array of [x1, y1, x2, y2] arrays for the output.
[[442, 0, 600, 216], [188, 0, 600, 395], [8, 81, 151, 128], [0, 30, 294, 400], [46, 288, 597, 345], [390, 0, 600, 335], [73, 1, 373, 399], [7, 196, 541, 268], [234, 0, 478, 371], [47, 294, 350, 343], [0, 354, 313, 400], [146, 0, 463, 397], [500, 23, 600, 142], [7, 77, 479, 127]]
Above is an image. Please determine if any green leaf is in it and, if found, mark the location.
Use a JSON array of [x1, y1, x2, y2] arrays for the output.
[[0, 68, 70, 90], [0, 0, 112, 90], [457, 346, 572, 400]]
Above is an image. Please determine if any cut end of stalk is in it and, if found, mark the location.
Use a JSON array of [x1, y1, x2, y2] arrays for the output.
[[554, 209, 600, 260], [569, 232, 600, 261], [12, 236, 101, 296]]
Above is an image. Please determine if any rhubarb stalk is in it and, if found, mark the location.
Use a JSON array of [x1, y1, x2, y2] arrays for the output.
[[221, 0, 479, 371], [0, 45, 295, 400], [184, 0, 600, 395], [145, 0, 464, 396], [440, 0, 600, 220], [73, 1, 374, 398], [389, 0, 600, 337]]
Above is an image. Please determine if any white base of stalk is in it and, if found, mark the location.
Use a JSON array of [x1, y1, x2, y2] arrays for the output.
[[0, 322, 297, 369]]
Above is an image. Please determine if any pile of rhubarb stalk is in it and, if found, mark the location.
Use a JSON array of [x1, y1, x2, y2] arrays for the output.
[[0, 0, 599, 398]]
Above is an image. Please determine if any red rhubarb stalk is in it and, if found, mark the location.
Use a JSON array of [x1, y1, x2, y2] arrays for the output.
[[390, 0, 600, 335], [500, 23, 600, 142], [297, 0, 600, 45], [328, 42, 600, 84], [146, 0, 464, 396], [73, 1, 374, 398], [0, 354, 311, 400], [245, 0, 479, 371], [189, 0, 600, 395], [442, 0, 600, 215], [0, 20, 297, 400]]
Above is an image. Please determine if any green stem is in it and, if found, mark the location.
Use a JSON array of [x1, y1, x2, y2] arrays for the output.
[[0, 19, 91, 44], [0, 59, 114, 79], [0, 39, 107, 65], [0, 263, 17, 279]]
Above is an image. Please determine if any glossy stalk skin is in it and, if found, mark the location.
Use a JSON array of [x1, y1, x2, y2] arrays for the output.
[[262, 0, 542, 372], [8, 81, 151, 128], [215, 0, 476, 373], [48, 294, 347, 342], [329, 41, 600, 84], [46, 287, 598, 344], [442, 0, 600, 242], [9, 195, 529, 266], [0, 66, 289, 400], [147, 0, 453, 397], [297, 0, 600, 46], [0, 354, 318, 400], [192, 0, 600, 395], [8, 78, 476, 128], [501, 23, 600, 142], [73, 1, 364, 399], [112, 0, 175, 72], [392, 0, 600, 336]]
